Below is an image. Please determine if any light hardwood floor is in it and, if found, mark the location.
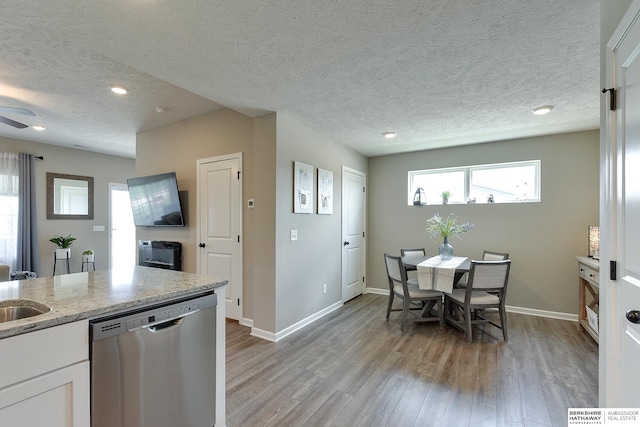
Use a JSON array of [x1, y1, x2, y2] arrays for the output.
[[226, 293, 598, 427]]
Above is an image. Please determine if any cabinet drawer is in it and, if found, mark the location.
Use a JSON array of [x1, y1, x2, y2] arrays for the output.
[[579, 264, 599, 285]]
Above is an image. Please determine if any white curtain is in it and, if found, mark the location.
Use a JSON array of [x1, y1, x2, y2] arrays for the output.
[[0, 153, 19, 271]]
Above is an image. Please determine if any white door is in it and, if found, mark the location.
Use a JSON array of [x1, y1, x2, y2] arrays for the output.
[[109, 183, 136, 269], [342, 167, 366, 302], [605, 1, 640, 407], [197, 153, 243, 321]]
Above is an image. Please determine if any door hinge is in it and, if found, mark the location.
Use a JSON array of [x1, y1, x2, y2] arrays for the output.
[[237, 235, 240, 243], [363, 276, 365, 283], [237, 298, 240, 306], [602, 87, 617, 111], [610, 260, 617, 280], [363, 231, 365, 238], [363, 186, 365, 192], [237, 171, 241, 180]]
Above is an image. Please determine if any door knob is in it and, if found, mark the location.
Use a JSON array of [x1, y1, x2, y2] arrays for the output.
[[626, 309, 640, 324], [199, 243, 206, 248], [343, 241, 350, 246]]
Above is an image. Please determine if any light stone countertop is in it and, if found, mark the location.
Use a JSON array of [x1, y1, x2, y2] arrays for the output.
[[0, 266, 227, 339]]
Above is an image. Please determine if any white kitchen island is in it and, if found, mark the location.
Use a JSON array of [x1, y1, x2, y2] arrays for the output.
[[0, 267, 227, 427]]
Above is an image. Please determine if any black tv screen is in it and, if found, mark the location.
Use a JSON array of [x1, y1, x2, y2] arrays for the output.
[[127, 172, 185, 226]]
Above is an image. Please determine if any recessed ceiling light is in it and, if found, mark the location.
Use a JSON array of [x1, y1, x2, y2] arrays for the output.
[[110, 85, 128, 95], [382, 131, 397, 139], [532, 105, 553, 115], [155, 106, 167, 113], [32, 125, 46, 131]]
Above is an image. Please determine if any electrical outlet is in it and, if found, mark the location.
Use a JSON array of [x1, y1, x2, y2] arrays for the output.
[[323, 283, 327, 294], [290, 230, 298, 241]]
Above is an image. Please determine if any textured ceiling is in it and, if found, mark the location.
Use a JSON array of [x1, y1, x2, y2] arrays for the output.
[[0, 1, 600, 158]]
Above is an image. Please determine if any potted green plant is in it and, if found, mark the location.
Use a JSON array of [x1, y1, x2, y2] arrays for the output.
[[441, 191, 451, 204], [49, 234, 76, 259], [82, 249, 95, 263]]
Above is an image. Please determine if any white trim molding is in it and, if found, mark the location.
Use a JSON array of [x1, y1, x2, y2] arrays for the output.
[[504, 305, 577, 322], [365, 287, 576, 321], [251, 301, 343, 342]]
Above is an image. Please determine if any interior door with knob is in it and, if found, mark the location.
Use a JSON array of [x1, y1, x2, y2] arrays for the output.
[[197, 153, 242, 321], [606, 2, 640, 407], [341, 167, 366, 302]]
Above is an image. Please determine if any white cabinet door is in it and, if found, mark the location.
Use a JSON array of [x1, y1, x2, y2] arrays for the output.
[[0, 361, 90, 427]]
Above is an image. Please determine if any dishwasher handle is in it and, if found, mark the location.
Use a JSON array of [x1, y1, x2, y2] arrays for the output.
[[128, 308, 201, 332]]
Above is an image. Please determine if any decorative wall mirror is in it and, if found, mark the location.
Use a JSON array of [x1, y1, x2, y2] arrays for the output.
[[46, 172, 94, 219]]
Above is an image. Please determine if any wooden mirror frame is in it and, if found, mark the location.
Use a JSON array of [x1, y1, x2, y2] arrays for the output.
[[46, 172, 94, 219]]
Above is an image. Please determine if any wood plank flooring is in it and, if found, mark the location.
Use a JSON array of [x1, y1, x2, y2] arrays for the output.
[[226, 293, 598, 427]]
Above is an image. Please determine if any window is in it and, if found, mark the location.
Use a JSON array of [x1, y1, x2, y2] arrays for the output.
[[408, 160, 540, 205]]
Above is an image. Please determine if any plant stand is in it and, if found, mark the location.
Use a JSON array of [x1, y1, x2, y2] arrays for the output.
[[53, 250, 70, 275], [81, 254, 95, 272]]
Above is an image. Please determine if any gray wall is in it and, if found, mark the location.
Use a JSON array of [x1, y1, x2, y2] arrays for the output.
[[135, 109, 368, 335], [367, 130, 599, 315], [0, 136, 135, 276], [136, 108, 256, 317], [274, 113, 367, 331]]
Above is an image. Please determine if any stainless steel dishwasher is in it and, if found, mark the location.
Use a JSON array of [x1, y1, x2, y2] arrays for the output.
[[90, 292, 217, 427]]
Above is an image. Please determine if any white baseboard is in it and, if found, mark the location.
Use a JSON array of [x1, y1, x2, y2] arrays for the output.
[[364, 287, 577, 321], [365, 287, 389, 296], [505, 305, 577, 322], [251, 300, 344, 342], [240, 318, 253, 328]]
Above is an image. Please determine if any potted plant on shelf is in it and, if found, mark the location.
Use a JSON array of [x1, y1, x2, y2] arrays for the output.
[[49, 234, 76, 259], [441, 191, 451, 204], [82, 249, 95, 263]]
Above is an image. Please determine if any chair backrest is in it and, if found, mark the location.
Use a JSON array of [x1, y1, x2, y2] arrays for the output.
[[383, 253, 408, 290], [467, 260, 511, 293], [400, 248, 426, 257], [482, 250, 509, 261]]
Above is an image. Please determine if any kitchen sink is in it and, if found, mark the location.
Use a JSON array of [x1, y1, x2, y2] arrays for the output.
[[0, 300, 51, 323]]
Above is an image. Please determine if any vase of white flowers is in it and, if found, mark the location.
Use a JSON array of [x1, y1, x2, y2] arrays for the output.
[[425, 213, 475, 260]]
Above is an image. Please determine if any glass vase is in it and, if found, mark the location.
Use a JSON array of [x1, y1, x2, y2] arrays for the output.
[[439, 237, 454, 260]]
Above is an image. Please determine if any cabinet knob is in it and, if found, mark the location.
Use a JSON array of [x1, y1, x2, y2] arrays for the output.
[[626, 309, 640, 324], [198, 243, 206, 248]]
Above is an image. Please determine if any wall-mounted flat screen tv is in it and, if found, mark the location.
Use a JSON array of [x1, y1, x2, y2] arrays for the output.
[[127, 172, 185, 227]]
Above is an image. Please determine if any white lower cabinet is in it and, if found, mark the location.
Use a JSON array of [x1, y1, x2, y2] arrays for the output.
[[0, 320, 89, 426]]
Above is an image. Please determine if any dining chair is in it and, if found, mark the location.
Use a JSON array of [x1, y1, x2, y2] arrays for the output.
[[400, 248, 426, 285], [400, 248, 426, 257], [456, 249, 509, 288], [444, 260, 511, 342], [481, 250, 510, 261], [384, 253, 444, 331]]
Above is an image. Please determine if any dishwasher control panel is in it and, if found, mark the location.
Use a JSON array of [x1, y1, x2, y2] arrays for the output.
[[126, 299, 201, 331], [90, 292, 217, 341]]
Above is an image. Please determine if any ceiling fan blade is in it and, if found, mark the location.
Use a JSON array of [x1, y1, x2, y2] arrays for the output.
[[0, 106, 36, 116], [0, 115, 29, 129]]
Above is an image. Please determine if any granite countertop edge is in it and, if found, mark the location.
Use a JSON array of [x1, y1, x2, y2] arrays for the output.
[[0, 267, 227, 340]]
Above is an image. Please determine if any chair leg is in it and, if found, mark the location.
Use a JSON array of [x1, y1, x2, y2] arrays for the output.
[[386, 293, 394, 319], [465, 306, 473, 342], [437, 298, 444, 328], [401, 298, 410, 331], [499, 305, 508, 341]]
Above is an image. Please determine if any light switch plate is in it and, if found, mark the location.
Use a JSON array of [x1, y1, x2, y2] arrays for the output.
[[290, 230, 298, 241], [93, 225, 105, 232], [248, 199, 254, 208]]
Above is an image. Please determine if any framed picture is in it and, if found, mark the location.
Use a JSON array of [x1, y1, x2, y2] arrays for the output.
[[317, 168, 333, 215], [293, 161, 313, 213]]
